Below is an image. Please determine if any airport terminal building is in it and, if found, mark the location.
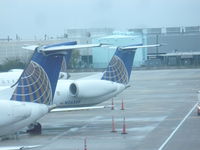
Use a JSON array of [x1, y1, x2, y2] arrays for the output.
[[130, 26, 200, 67], [0, 26, 200, 69]]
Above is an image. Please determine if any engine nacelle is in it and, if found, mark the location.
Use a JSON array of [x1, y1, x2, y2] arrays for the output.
[[69, 80, 118, 98]]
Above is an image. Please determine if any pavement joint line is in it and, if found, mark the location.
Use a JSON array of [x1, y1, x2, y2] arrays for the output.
[[38, 116, 103, 150], [158, 102, 198, 150]]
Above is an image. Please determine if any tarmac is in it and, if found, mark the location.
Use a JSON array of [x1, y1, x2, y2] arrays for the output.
[[0, 68, 200, 150]]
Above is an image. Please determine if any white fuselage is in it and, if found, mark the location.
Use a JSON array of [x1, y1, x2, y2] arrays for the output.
[[0, 72, 126, 107], [0, 100, 48, 136], [54, 79, 126, 107]]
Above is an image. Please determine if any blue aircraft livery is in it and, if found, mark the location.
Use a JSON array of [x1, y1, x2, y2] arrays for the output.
[[101, 46, 137, 85], [10, 41, 77, 105]]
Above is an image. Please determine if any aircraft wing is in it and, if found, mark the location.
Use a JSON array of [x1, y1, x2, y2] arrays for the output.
[[50, 105, 111, 112], [0, 145, 41, 150]]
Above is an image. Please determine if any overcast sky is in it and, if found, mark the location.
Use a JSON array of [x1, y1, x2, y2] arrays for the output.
[[0, 0, 200, 39]]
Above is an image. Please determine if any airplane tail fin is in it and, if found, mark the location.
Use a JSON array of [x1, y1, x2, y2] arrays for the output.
[[101, 44, 160, 85], [10, 41, 77, 105], [101, 45, 138, 85]]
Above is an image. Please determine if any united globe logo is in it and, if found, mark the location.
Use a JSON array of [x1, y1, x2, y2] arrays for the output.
[[102, 55, 129, 84], [11, 61, 52, 104]]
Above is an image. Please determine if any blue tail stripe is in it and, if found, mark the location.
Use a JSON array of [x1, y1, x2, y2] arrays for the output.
[[32, 52, 63, 98], [115, 49, 135, 80], [10, 41, 77, 104], [101, 44, 141, 84]]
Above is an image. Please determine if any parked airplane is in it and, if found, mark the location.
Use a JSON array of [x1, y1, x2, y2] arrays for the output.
[[0, 41, 103, 150], [55, 44, 162, 107], [0, 44, 160, 108]]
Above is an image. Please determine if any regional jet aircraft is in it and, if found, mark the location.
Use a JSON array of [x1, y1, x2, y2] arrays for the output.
[[0, 44, 160, 108], [0, 44, 160, 109], [0, 41, 103, 149]]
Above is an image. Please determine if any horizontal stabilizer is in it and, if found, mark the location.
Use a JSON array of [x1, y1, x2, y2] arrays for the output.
[[120, 44, 161, 50], [41, 43, 103, 51], [50, 105, 111, 112], [22, 45, 39, 50], [23, 43, 106, 53]]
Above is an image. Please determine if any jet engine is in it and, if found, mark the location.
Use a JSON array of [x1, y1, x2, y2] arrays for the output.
[[69, 80, 118, 98]]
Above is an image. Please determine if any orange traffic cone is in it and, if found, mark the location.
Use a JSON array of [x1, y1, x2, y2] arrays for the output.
[[121, 117, 127, 134], [111, 116, 117, 132], [121, 99, 125, 110], [84, 138, 87, 150]]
